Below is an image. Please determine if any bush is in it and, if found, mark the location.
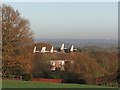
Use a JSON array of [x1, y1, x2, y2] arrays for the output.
[[33, 71, 61, 79], [22, 73, 32, 81], [60, 71, 79, 79], [48, 72, 61, 79], [9, 75, 15, 79], [116, 70, 120, 84], [33, 72, 49, 78]]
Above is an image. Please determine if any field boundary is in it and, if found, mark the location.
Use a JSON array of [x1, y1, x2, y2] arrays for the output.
[[32, 78, 63, 83]]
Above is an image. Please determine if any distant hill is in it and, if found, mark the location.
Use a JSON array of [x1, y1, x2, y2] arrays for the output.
[[34, 38, 118, 48]]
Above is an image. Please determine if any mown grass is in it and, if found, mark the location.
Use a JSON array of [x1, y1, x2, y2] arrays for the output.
[[2, 79, 119, 89]]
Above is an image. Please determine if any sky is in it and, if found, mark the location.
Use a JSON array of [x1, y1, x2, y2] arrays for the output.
[[3, 1, 118, 40]]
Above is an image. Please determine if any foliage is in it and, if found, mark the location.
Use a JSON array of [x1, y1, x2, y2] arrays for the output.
[[65, 52, 118, 79], [32, 43, 118, 81], [47, 71, 61, 79], [32, 54, 52, 74], [2, 4, 34, 76], [22, 73, 32, 81]]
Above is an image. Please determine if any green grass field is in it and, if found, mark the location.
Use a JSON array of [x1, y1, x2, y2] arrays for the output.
[[2, 80, 119, 89]]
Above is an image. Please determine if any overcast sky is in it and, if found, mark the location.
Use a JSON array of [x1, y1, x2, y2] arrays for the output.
[[3, 2, 118, 40]]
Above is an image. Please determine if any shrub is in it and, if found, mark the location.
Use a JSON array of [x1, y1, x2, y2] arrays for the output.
[[22, 73, 32, 81], [48, 72, 61, 79], [7, 75, 15, 79]]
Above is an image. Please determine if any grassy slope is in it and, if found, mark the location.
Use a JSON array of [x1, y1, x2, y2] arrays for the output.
[[2, 80, 118, 88]]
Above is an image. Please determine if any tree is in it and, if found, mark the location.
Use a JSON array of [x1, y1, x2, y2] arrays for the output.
[[2, 4, 34, 76], [0, 5, 1, 41], [32, 42, 53, 77], [66, 52, 109, 80]]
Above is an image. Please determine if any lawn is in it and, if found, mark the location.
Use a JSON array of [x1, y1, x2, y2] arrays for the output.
[[2, 79, 119, 89]]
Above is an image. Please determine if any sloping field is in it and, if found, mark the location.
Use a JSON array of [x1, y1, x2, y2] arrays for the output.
[[2, 80, 119, 89]]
